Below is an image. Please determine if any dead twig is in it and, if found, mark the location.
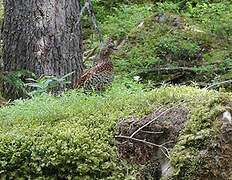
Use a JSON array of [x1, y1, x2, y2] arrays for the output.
[[139, 67, 197, 75], [145, 100, 155, 109], [115, 36, 128, 51], [207, 80, 232, 89], [75, 0, 103, 43], [130, 100, 188, 138], [83, 47, 98, 62], [161, 141, 174, 146], [140, 130, 164, 134], [115, 135, 171, 159], [153, 103, 168, 114]]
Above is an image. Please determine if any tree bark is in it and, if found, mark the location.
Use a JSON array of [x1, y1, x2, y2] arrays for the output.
[[2, 0, 83, 99], [0, 57, 3, 97]]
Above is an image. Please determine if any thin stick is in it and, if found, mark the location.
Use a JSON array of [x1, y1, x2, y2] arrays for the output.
[[153, 104, 167, 114], [116, 135, 170, 159], [86, 0, 103, 43], [75, 1, 89, 28], [140, 130, 164, 134], [75, 0, 103, 43], [130, 100, 187, 138], [207, 80, 232, 89], [83, 47, 98, 62]]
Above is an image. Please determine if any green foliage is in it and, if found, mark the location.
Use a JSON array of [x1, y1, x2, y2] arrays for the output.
[[3, 70, 35, 95], [184, 2, 232, 42], [157, 2, 181, 13], [157, 0, 224, 10], [100, 5, 153, 39], [82, 0, 151, 40], [84, 0, 232, 89], [156, 37, 201, 65], [113, 13, 204, 79], [0, 79, 147, 179], [109, 1, 232, 87], [26, 72, 74, 97]]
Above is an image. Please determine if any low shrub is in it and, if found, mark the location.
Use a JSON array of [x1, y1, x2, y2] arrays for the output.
[[155, 37, 201, 65], [184, 1, 232, 42]]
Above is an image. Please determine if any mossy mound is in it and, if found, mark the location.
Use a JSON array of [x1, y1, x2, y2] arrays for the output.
[[170, 90, 232, 179], [1, 81, 232, 179], [113, 11, 232, 88], [115, 85, 232, 179], [0, 82, 145, 179]]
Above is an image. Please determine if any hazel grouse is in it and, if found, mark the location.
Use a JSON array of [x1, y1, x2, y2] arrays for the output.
[[74, 39, 116, 91]]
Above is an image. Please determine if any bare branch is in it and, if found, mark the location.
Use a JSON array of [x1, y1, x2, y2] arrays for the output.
[[83, 47, 98, 62], [140, 130, 164, 134], [130, 100, 188, 138], [153, 103, 167, 114], [86, 0, 103, 43], [116, 135, 171, 159], [207, 80, 232, 89], [115, 36, 128, 50], [75, 0, 103, 43], [75, 1, 89, 28]]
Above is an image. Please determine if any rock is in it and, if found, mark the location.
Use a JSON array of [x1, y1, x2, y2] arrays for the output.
[[222, 111, 232, 124], [221, 110, 232, 144], [161, 160, 174, 178]]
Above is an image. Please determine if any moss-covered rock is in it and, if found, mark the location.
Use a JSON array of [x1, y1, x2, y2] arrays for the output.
[[1, 82, 232, 179]]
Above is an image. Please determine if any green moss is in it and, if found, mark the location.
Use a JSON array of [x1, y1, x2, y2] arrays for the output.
[[170, 91, 232, 179], [0, 80, 149, 179], [1, 80, 232, 178]]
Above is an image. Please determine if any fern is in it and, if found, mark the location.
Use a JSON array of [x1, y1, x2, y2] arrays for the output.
[[3, 70, 35, 95]]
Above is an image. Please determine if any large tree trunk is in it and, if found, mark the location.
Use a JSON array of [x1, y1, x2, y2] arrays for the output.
[[2, 0, 83, 99]]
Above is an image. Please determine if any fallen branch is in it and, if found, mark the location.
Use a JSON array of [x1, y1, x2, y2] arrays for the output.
[[153, 73, 185, 87], [139, 66, 232, 75], [207, 80, 232, 89], [138, 67, 197, 75], [115, 36, 128, 51]]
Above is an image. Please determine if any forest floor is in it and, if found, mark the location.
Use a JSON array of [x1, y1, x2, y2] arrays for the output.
[[1, 1, 232, 179]]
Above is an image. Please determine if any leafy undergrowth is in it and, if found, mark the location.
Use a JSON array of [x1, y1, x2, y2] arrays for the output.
[[1, 79, 232, 179], [83, 3, 153, 48], [1, 0, 232, 179], [84, 0, 232, 89], [113, 7, 232, 88]]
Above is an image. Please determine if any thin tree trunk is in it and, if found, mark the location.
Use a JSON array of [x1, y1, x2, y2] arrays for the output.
[[2, 0, 83, 99], [0, 57, 3, 97]]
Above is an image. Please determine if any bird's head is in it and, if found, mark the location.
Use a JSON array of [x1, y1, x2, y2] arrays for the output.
[[99, 39, 116, 58]]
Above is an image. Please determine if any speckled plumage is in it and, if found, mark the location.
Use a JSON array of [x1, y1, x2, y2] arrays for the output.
[[74, 39, 115, 91]]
